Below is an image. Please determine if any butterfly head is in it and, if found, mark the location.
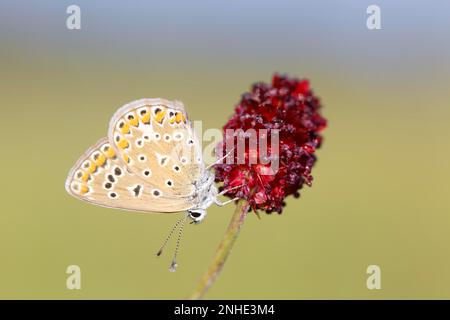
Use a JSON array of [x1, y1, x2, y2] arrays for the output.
[[188, 208, 207, 224]]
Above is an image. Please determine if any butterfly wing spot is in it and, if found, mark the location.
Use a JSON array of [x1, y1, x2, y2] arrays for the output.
[[173, 132, 183, 141], [135, 139, 144, 148], [153, 107, 162, 115], [166, 180, 173, 187], [175, 112, 183, 123], [154, 133, 161, 140], [163, 134, 171, 142], [82, 160, 97, 174], [143, 169, 152, 177], [152, 189, 162, 197], [129, 184, 143, 197], [74, 170, 90, 183], [161, 157, 168, 166], [104, 182, 113, 190], [168, 110, 179, 125], [138, 155, 147, 162], [117, 120, 131, 135], [180, 157, 188, 165], [187, 139, 194, 146], [138, 107, 151, 124], [156, 153, 169, 167], [108, 192, 118, 199], [114, 166, 123, 176], [173, 165, 180, 173], [70, 181, 90, 195], [92, 152, 106, 167], [102, 144, 116, 159], [126, 112, 139, 127], [153, 107, 166, 124], [123, 154, 131, 164], [107, 174, 116, 183]]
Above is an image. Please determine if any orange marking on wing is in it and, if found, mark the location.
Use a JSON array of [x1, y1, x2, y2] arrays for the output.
[[141, 112, 151, 124], [120, 123, 130, 134], [87, 161, 97, 173], [117, 138, 129, 149], [95, 153, 106, 167], [103, 146, 116, 159], [81, 171, 90, 182], [154, 109, 166, 124], [128, 117, 139, 127], [80, 185, 89, 194]]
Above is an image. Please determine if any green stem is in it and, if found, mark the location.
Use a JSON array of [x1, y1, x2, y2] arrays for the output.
[[189, 199, 250, 300]]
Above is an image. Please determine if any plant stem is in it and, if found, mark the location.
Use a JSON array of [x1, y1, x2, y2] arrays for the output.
[[189, 199, 250, 299]]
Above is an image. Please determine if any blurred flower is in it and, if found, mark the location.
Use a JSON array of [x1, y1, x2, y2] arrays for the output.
[[214, 74, 327, 213]]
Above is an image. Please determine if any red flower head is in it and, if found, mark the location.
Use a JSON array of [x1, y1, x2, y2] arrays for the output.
[[214, 74, 327, 214]]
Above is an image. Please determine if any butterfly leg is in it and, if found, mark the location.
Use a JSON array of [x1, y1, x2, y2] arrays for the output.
[[214, 197, 239, 207], [218, 184, 243, 196], [205, 147, 235, 171]]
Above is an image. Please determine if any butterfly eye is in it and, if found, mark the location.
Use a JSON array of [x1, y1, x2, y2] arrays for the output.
[[190, 211, 201, 218]]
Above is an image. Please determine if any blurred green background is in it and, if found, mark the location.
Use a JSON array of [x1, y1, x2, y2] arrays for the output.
[[1, 0, 450, 299]]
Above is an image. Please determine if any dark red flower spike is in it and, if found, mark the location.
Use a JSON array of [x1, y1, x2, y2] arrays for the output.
[[214, 74, 327, 214]]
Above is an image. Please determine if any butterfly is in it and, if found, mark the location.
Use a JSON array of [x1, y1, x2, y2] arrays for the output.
[[65, 98, 239, 271]]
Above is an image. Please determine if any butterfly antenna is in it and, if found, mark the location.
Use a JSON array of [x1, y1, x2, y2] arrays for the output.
[[156, 215, 185, 257], [169, 213, 188, 272]]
